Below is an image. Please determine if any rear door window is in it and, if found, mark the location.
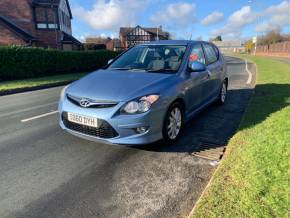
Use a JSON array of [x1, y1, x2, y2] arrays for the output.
[[203, 44, 218, 64], [213, 45, 220, 59]]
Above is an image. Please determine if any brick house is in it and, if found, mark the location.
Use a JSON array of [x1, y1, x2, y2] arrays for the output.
[[119, 25, 170, 49], [0, 0, 82, 50]]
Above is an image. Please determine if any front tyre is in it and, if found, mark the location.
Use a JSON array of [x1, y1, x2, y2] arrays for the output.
[[217, 80, 227, 105], [162, 102, 184, 144]]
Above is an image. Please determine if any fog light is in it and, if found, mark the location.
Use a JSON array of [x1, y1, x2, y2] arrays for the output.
[[135, 126, 149, 134]]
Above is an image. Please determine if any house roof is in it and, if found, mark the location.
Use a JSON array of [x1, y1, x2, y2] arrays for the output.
[[61, 32, 82, 46], [33, 0, 60, 4], [0, 15, 36, 42], [120, 26, 169, 38], [32, 0, 73, 19]]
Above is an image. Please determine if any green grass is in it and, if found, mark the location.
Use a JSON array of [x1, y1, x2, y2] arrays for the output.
[[192, 55, 290, 218], [0, 72, 87, 91]]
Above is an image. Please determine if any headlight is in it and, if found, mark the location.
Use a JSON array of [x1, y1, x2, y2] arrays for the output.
[[60, 85, 69, 99], [122, 94, 160, 114]]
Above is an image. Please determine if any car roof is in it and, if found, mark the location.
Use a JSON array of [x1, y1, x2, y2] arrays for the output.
[[140, 40, 205, 46]]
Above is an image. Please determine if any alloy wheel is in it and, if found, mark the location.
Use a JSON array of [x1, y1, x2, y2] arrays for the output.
[[221, 82, 227, 103], [167, 107, 182, 140]]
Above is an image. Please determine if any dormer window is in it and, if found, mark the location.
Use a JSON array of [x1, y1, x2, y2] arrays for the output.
[[35, 7, 58, 30]]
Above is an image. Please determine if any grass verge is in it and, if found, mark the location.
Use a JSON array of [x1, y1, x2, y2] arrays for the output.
[[0, 72, 87, 91], [192, 55, 290, 218]]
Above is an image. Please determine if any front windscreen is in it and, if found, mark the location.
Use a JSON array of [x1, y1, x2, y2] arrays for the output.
[[108, 45, 187, 73]]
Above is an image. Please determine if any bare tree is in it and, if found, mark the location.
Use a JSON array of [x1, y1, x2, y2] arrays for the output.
[[258, 30, 285, 45]]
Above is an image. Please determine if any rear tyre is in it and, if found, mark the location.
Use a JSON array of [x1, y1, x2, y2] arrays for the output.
[[217, 80, 227, 105], [162, 102, 184, 144]]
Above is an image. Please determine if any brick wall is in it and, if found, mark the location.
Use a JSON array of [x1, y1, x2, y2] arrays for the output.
[[256, 41, 290, 58], [0, 0, 36, 35], [35, 30, 61, 48], [0, 22, 26, 45]]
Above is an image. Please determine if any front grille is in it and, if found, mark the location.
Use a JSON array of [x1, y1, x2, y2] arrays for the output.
[[62, 112, 118, 139], [67, 94, 117, 108]]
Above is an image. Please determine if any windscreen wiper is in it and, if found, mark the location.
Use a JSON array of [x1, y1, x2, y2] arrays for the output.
[[146, 68, 176, 73], [111, 67, 147, 71], [110, 67, 132, 70]]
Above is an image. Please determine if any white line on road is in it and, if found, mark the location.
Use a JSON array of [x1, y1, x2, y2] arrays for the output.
[[21, 110, 58, 123], [245, 59, 253, 85]]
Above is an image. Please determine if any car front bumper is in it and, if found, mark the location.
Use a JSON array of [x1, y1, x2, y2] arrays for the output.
[[58, 97, 165, 145]]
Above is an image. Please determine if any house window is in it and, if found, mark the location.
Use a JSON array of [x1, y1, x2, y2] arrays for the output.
[[37, 23, 47, 29], [35, 7, 58, 30], [48, 23, 58, 29]]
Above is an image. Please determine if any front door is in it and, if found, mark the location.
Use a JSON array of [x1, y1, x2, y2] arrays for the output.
[[185, 43, 208, 112], [202, 43, 221, 102]]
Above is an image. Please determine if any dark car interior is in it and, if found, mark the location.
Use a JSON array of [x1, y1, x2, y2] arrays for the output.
[[144, 47, 185, 71]]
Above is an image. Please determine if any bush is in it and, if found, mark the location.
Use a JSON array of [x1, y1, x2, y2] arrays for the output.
[[0, 46, 120, 81], [84, 43, 107, 50]]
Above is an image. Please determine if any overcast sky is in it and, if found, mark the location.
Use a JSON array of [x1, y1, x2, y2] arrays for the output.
[[69, 0, 290, 41]]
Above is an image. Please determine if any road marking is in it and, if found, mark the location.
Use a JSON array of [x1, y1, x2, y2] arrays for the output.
[[21, 110, 58, 123], [245, 59, 253, 85]]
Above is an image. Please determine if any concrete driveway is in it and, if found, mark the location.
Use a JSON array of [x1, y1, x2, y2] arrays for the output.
[[0, 56, 255, 218]]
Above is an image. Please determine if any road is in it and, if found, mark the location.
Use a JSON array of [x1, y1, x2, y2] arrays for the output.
[[0, 56, 255, 218]]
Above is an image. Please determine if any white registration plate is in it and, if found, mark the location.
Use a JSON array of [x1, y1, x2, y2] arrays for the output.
[[67, 112, 99, 128]]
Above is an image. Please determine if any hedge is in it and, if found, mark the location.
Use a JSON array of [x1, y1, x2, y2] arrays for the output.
[[0, 46, 120, 81]]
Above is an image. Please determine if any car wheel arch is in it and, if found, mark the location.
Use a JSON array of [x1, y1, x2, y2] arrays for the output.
[[161, 99, 186, 143], [163, 97, 186, 120], [172, 98, 186, 114]]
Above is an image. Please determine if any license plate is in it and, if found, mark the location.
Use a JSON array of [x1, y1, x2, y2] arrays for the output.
[[67, 112, 99, 128]]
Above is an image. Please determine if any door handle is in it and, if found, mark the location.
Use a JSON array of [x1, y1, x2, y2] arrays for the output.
[[207, 70, 212, 79]]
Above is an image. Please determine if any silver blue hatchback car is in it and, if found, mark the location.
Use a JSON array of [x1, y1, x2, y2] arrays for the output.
[[58, 40, 228, 145]]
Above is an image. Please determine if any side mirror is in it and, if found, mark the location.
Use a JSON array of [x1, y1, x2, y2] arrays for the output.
[[107, 59, 113, 65], [188, 61, 206, 72]]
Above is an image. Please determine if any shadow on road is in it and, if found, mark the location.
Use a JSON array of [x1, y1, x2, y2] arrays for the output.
[[132, 83, 290, 154]]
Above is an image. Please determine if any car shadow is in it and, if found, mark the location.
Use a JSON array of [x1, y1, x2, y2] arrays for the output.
[[238, 83, 290, 130], [131, 83, 290, 153]]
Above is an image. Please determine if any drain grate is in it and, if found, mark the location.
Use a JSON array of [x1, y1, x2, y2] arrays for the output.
[[191, 141, 226, 161]]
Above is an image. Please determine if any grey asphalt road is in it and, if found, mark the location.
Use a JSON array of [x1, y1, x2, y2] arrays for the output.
[[0, 56, 255, 218]]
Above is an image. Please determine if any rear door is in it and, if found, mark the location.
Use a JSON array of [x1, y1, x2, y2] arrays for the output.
[[185, 43, 209, 112], [202, 43, 221, 102]]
